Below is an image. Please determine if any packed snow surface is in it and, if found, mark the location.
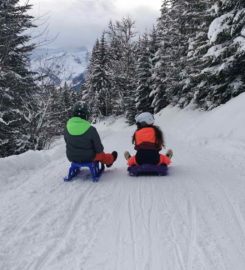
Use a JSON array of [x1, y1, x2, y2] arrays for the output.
[[1, 94, 245, 270]]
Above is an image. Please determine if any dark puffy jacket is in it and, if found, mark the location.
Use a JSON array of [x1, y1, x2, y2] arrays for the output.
[[64, 117, 104, 162]]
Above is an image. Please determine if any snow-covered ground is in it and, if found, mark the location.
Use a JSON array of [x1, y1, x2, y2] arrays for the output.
[[1, 94, 245, 270]]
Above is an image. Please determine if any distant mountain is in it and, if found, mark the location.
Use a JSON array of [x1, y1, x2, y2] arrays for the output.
[[30, 47, 90, 89]]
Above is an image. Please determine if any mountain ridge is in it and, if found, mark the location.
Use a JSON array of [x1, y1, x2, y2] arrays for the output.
[[30, 47, 90, 89]]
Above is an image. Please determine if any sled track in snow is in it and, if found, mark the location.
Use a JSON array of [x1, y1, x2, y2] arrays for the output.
[[186, 200, 197, 270], [32, 183, 98, 270]]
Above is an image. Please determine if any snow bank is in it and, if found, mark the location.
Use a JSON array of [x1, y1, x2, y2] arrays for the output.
[[0, 138, 65, 185], [156, 93, 245, 154]]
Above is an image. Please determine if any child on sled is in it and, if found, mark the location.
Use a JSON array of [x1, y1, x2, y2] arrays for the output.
[[124, 112, 173, 166], [64, 102, 118, 167]]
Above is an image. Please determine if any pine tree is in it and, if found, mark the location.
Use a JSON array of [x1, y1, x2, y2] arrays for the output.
[[135, 34, 153, 114], [83, 33, 111, 120], [106, 18, 137, 123], [97, 33, 112, 116], [162, 0, 210, 105], [193, 0, 245, 109], [150, 44, 170, 113], [150, 1, 173, 113], [149, 26, 158, 68], [146, 26, 158, 113], [0, 0, 38, 157], [106, 21, 125, 116], [176, 0, 215, 108], [151, 0, 216, 112], [82, 39, 100, 105]]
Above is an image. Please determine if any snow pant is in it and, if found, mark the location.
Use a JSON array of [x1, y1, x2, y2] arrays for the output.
[[94, 152, 114, 165], [127, 149, 171, 166]]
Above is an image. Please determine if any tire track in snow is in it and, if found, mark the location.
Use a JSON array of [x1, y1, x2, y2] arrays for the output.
[[128, 192, 138, 270], [174, 147, 198, 270], [160, 192, 186, 270], [204, 174, 245, 262], [32, 183, 97, 270], [76, 179, 118, 269], [142, 179, 154, 270], [220, 188, 245, 243], [114, 179, 126, 270], [2, 184, 64, 248], [0, 164, 66, 249], [186, 200, 197, 270], [185, 144, 245, 263], [209, 167, 245, 245], [174, 139, 245, 268], [34, 175, 116, 270]]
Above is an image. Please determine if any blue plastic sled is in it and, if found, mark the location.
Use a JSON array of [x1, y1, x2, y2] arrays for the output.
[[128, 164, 168, 176], [64, 161, 105, 182]]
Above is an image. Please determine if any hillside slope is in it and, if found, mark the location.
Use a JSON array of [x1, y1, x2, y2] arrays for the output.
[[1, 94, 245, 270]]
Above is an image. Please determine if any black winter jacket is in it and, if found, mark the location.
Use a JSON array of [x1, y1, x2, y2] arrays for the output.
[[64, 117, 104, 162]]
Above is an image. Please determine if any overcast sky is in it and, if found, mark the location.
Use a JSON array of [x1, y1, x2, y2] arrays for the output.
[[22, 0, 162, 49]]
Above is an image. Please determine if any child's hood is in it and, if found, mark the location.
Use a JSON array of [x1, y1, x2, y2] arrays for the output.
[[66, 117, 91, 135]]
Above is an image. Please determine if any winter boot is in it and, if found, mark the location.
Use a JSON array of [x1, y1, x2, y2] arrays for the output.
[[166, 149, 173, 159], [106, 151, 118, 168], [124, 151, 131, 160]]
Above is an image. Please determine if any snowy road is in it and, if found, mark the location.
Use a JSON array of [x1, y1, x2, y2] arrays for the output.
[[1, 104, 245, 270]]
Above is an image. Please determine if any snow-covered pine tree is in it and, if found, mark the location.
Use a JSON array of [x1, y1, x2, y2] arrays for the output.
[[151, 0, 216, 111], [135, 33, 154, 114], [83, 33, 111, 120], [154, 0, 191, 107], [176, 0, 215, 108], [82, 39, 99, 106], [148, 25, 159, 85], [162, 0, 214, 106], [97, 33, 112, 116], [167, 0, 191, 102], [150, 45, 170, 114], [105, 21, 125, 116], [193, 0, 245, 109], [106, 18, 137, 123], [150, 1, 173, 113], [0, 0, 38, 157], [120, 18, 137, 125], [145, 26, 158, 113]]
